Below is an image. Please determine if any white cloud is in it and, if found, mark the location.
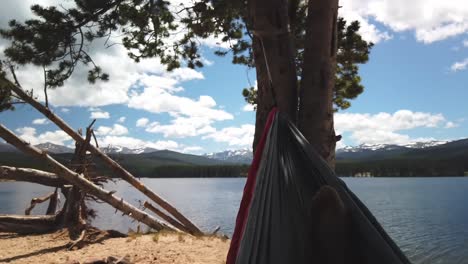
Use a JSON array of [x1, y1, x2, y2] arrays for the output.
[[182, 146, 203, 154], [165, 68, 204, 82], [340, 0, 468, 43], [136, 118, 149, 127], [451, 58, 468, 72], [203, 124, 255, 147], [32, 118, 48, 125], [463, 39, 468, 47], [339, 6, 392, 43], [15, 127, 71, 145], [129, 92, 232, 121], [444, 121, 458, 128], [146, 116, 216, 138], [198, 35, 235, 49], [117, 116, 126, 123], [128, 75, 233, 138], [335, 110, 449, 145], [242, 104, 255, 112], [95, 124, 129, 136], [60, 108, 70, 113], [90, 111, 110, 119]]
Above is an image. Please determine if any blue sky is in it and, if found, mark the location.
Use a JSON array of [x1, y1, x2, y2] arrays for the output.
[[1, 0, 467, 154]]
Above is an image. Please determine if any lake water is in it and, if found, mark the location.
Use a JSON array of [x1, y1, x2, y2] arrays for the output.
[[1, 177, 468, 264]]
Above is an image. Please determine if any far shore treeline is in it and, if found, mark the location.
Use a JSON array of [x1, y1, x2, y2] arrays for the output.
[[0, 150, 466, 178]]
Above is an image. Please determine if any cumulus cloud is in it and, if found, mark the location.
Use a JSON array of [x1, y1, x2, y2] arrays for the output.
[[136, 118, 149, 127], [128, 89, 232, 121], [16, 127, 71, 145], [203, 124, 255, 147], [340, 0, 468, 43], [32, 118, 48, 125], [128, 76, 233, 137], [146, 116, 216, 138], [90, 111, 110, 119], [95, 124, 129, 136], [182, 146, 203, 154], [117, 116, 126, 123], [242, 104, 255, 112], [444, 122, 458, 129], [451, 58, 468, 72], [335, 110, 451, 145]]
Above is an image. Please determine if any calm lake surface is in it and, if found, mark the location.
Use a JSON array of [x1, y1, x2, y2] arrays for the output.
[[1, 177, 468, 264]]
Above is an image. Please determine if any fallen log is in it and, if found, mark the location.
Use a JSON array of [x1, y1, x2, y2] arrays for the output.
[[0, 166, 67, 187], [1, 77, 202, 235], [0, 124, 171, 232], [143, 201, 191, 234], [0, 214, 58, 234]]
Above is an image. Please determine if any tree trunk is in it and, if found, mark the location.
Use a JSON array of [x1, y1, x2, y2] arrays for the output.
[[298, 0, 339, 168], [0, 166, 67, 187], [0, 214, 60, 234], [249, 0, 298, 152]]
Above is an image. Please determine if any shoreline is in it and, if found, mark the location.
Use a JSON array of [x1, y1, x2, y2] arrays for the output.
[[0, 230, 230, 264]]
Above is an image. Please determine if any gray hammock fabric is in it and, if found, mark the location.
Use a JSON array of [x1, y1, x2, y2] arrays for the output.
[[227, 110, 411, 264]]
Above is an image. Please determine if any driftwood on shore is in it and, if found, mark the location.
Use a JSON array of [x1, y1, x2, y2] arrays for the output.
[[0, 166, 67, 187], [0, 214, 59, 234], [0, 76, 202, 236], [0, 124, 172, 233]]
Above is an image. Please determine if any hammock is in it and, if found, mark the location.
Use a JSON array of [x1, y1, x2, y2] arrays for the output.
[[226, 108, 411, 264]]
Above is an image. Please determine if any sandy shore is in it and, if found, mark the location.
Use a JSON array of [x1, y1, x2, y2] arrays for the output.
[[0, 230, 230, 264]]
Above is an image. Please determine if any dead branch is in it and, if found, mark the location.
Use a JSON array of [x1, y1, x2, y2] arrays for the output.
[[0, 166, 67, 187], [0, 124, 172, 232], [25, 192, 56, 215], [1, 77, 202, 235]]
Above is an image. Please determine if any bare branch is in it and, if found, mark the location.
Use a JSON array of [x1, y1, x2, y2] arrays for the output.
[[25, 192, 56, 215], [0, 123, 172, 232]]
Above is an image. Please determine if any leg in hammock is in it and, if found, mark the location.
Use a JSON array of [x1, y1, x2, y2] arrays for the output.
[[311, 185, 350, 264]]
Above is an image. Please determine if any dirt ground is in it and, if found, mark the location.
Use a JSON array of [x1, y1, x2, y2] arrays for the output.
[[0, 230, 230, 264]]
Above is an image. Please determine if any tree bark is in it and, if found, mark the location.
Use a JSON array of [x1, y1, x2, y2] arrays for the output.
[[0, 124, 172, 232], [0, 214, 59, 234], [1, 76, 202, 235], [0, 166, 67, 187], [298, 0, 339, 168], [249, 0, 298, 152]]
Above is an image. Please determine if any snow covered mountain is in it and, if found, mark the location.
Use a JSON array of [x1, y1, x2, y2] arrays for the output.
[[337, 140, 448, 153], [336, 140, 450, 160], [35, 142, 74, 153], [101, 145, 159, 154], [204, 149, 253, 164], [13, 142, 159, 154]]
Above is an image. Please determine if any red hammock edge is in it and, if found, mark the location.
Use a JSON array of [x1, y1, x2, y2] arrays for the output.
[[226, 107, 278, 264]]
